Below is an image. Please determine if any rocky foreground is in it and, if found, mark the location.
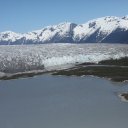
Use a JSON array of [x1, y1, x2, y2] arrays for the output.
[[53, 57, 128, 82]]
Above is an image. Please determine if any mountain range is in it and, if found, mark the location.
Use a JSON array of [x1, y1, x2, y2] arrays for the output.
[[0, 16, 128, 44]]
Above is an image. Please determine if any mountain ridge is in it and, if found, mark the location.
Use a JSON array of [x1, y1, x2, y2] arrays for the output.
[[0, 16, 128, 44]]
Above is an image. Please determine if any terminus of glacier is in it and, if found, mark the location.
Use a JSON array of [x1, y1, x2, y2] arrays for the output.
[[0, 44, 128, 74]]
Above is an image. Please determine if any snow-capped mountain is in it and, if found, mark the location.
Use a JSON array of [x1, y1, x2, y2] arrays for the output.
[[0, 16, 128, 45], [73, 16, 128, 43]]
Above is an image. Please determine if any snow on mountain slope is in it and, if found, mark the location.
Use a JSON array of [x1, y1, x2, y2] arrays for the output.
[[36, 22, 77, 42], [23, 32, 39, 41], [0, 31, 22, 42], [0, 16, 128, 44], [73, 16, 128, 42]]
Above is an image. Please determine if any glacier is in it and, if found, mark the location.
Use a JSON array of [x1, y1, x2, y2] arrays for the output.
[[0, 43, 128, 78]]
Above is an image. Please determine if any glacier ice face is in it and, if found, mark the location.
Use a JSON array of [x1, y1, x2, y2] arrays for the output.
[[0, 16, 128, 44], [0, 43, 128, 74]]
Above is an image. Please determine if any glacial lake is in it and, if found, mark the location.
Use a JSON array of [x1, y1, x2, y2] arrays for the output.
[[0, 75, 128, 128]]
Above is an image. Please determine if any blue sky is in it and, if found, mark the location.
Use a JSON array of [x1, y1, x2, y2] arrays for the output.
[[0, 0, 128, 32]]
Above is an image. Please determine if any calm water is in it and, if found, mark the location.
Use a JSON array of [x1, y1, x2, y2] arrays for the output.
[[0, 75, 128, 128]]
